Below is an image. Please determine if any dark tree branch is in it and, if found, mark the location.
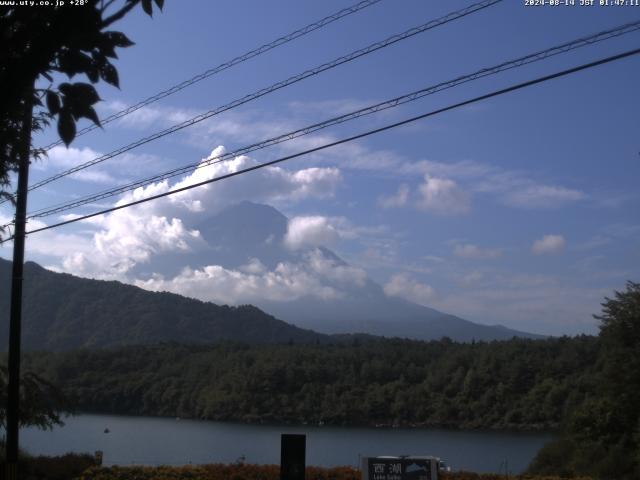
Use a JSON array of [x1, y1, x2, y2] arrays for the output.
[[102, 0, 138, 28], [101, 0, 119, 14]]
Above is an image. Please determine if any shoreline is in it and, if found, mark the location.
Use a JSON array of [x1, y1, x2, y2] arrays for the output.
[[68, 409, 558, 434]]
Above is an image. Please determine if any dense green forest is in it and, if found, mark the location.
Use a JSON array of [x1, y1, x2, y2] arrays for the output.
[[24, 336, 598, 431], [527, 282, 640, 480]]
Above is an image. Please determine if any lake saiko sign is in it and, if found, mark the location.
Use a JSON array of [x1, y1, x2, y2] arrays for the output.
[[361, 456, 440, 480]]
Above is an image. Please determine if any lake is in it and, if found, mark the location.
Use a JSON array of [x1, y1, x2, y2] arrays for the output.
[[21, 414, 552, 474]]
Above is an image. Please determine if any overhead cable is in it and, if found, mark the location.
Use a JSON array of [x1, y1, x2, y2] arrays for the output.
[[38, 0, 386, 151], [4, 46, 636, 242], [24, 20, 640, 220], [26, 0, 503, 192]]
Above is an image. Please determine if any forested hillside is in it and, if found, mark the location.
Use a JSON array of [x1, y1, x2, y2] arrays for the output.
[[0, 259, 327, 350], [25, 336, 598, 430]]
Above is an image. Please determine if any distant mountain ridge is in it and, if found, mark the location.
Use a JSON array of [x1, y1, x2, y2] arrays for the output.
[[0, 202, 542, 349], [0, 258, 328, 351], [176, 202, 543, 342]]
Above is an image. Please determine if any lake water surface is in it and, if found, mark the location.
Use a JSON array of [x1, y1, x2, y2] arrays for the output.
[[21, 414, 552, 474]]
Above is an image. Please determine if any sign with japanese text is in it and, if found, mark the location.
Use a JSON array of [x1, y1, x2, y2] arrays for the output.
[[364, 457, 436, 480]]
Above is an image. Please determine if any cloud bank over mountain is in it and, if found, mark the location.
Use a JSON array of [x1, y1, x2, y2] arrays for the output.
[[5, 128, 635, 337]]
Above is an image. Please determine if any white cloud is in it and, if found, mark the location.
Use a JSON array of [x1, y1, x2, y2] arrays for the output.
[[33, 146, 163, 186], [532, 234, 566, 255], [417, 176, 470, 215], [288, 167, 342, 200], [163, 149, 342, 211], [136, 264, 336, 304], [453, 243, 502, 259], [284, 215, 386, 250], [399, 159, 585, 210], [135, 249, 366, 305], [378, 184, 409, 209], [99, 101, 196, 130], [506, 185, 586, 208], [100, 100, 589, 215], [100, 101, 291, 150], [305, 249, 367, 287], [34, 147, 342, 279], [383, 273, 435, 305], [399, 159, 491, 178], [100, 100, 589, 213], [35, 146, 116, 184], [2, 216, 96, 263], [57, 210, 202, 280], [284, 216, 340, 250], [239, 258, 267, 275], [136, 263, 340, 304]]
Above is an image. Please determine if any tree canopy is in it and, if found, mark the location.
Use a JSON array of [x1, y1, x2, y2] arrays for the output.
[[0, 0, 164, 437], [0, 364, 67, 430], [24, 335, 599, 431], [528, 281, 640, 480], [0, 0, 163, 204]]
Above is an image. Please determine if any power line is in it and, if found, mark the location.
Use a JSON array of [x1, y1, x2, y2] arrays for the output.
[[25, 0, 503, 193], [23, 20, 640, 221], [38, 0, 385, 152], [5, 46, 637, 242]]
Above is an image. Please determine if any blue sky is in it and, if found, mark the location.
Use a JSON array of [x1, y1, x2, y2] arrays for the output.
[[2, 0, 639, 336]]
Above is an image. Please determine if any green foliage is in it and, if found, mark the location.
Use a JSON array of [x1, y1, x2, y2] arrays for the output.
[[19, 452, 97, 480], [528, 282, 640, 479], [441, 474, 593, 480], [597, 281, 640, 426], [0, 454, 601, 480], [68, 463, 595, 480], [0, 364, 68, 430], [24, 335, 598, 430], [0, 0, 163, 205], [0, 445, 96, 479], [76, 464, 352, 480]]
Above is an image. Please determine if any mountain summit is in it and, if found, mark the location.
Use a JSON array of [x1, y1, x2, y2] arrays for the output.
[[0, 202, 541, 347], [138, 201, 541, 341]]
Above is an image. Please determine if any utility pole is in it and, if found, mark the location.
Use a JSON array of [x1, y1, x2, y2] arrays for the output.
[[5, 87, 34, 480]]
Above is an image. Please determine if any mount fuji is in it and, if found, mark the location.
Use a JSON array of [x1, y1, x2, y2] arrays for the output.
[[134, 201, 541, 342]]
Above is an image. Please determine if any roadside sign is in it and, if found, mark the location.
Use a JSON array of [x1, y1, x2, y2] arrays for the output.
[[361, 456, 438, 480]]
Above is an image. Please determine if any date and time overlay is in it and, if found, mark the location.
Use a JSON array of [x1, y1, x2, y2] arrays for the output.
[[3, 0, 640, 8]]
